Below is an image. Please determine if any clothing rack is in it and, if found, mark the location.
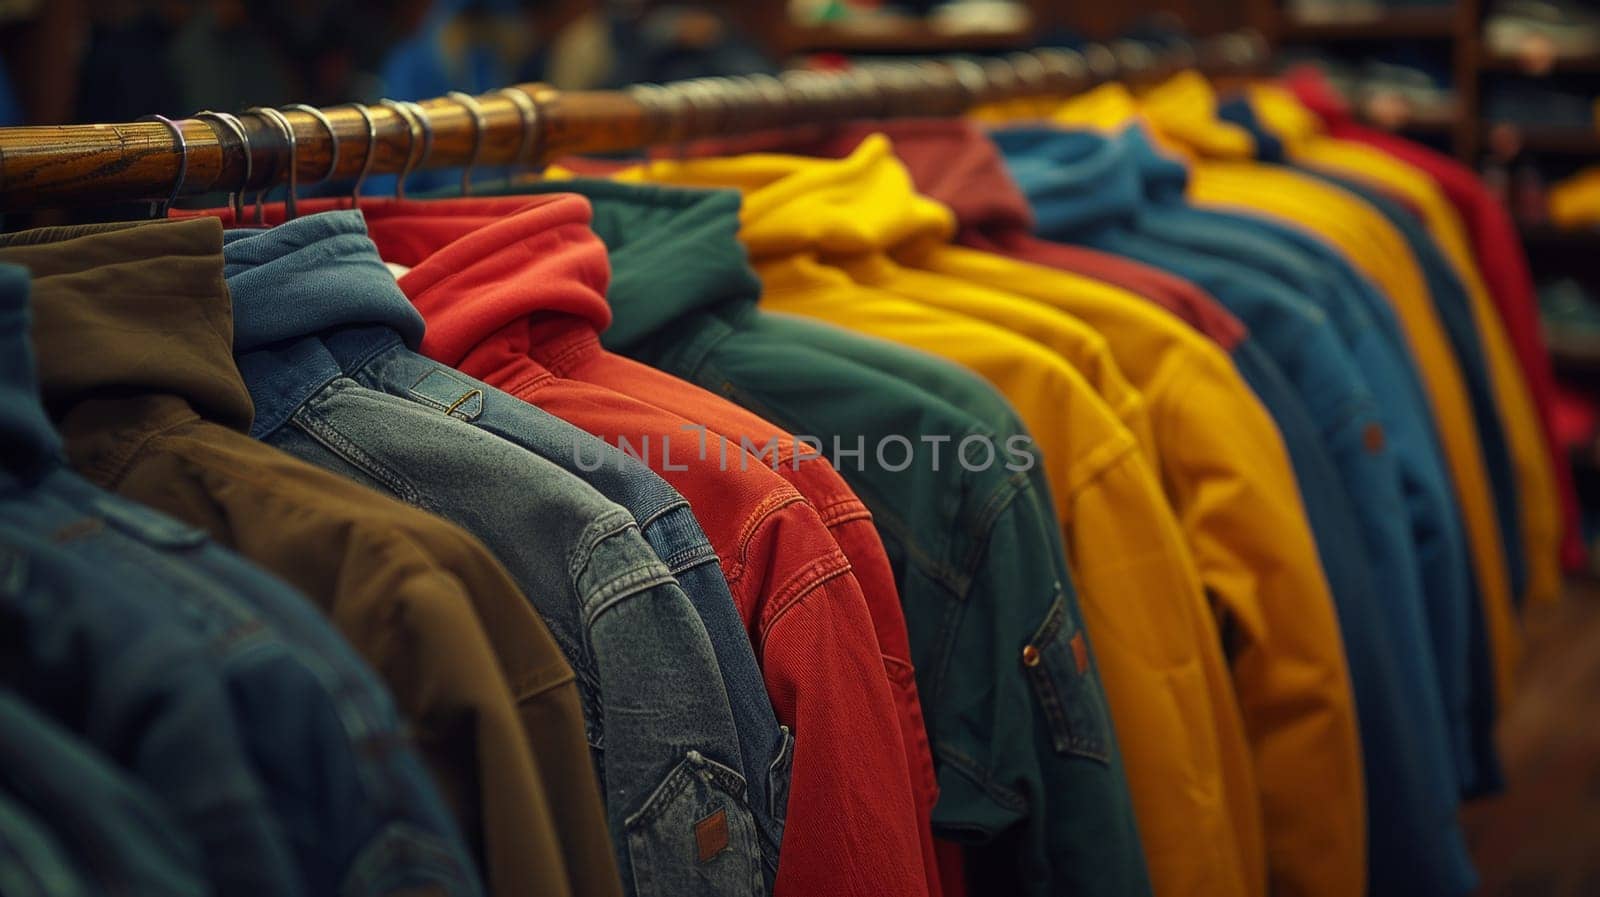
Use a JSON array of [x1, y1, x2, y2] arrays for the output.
[[0, 31, 1267, 213]]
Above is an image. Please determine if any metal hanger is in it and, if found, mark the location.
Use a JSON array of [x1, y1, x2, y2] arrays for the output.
[[136, 114, 187, 218], [331, 102, 377, 208], [497, 87, 539, 180], [376, 99, 422, 199], [245, 106, 298, 220], [404, 101, 435, 182], [446, 91, 486, 195], [194, 110, 250, 221], [284, 104, 342, 200]]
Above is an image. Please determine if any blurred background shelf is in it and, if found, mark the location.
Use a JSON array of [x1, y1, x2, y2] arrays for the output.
[[1481, 52, 1600, 74], [777, 20, 1035, 55], [1278, 8, 1459, 41], [1491, 125, 1600, 154]]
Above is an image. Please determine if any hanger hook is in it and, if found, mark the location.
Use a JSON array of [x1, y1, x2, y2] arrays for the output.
[[194, 110, 250, 221], [245, 106, 298, 221], [377, 99, 421, 199], [136, 114, 187, 218], [330, 103, 377, 208], [445, 91, 486, 195], [284, 103, 341, 188], [405, 101, 434, 178], [497, 87, 539, 180]]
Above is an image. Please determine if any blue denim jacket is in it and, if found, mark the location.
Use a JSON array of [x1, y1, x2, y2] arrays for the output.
[[0, 689, 208, 897], [0, 791, 91, 897], [997, 126, 1477, 897], [0, 264, 481, 897], [221, 214, 770, 897]]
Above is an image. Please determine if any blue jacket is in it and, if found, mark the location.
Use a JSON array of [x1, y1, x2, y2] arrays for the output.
[[221, 212, 780, 894], [0, 263, 481, 897], [0, 689, 208, 897], [995, 126, 1477, 897]]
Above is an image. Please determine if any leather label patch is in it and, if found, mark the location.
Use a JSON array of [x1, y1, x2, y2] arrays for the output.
[[695, 808, 729, 863], [1070, 632, 1089, 674], [1363, 423, 1386, 453]]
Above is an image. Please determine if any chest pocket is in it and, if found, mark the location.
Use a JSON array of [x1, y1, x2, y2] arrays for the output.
[[1023, 587, 1114, 764], [625, 750, 763, 897]]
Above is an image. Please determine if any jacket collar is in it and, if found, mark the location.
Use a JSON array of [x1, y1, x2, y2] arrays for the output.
[[0, 264, 65, 482], [835, 120, 1036, 235], [0, 219, 253, 435], [449, 178, 764, 353], [618, 133, 956, 258], [222, 210, 424, 353], [676, 119, 1037, 236], [363, 194, 612, 368], [175, 195, 613, 369], [991, 125, 1143, 237], [1138, 71, 1258, 160], [221, 210, 427, 438]]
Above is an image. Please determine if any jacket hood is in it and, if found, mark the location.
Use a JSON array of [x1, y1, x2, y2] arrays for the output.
[[173, 194, 613, 368], [1123, 125, 1193, 204], [1217, 97, 1289, 163], [991, 126, 1143, 237], [1238, 83, 1327, 150], [361, 195, 610, 367], [657, 119, 1036, 237], [617, 133, 956, 258], [0, 264, 65, 480], [1138, 71, 1259, 160], [0, 218, 253, 434], [457, 177, 764, 352], [221, 210, 425, 353]]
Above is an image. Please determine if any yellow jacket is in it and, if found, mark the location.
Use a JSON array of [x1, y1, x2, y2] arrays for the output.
[[1549, 165, 1600, 228], [617, 139, 1269, 897], [910, 240, 1366, 897]]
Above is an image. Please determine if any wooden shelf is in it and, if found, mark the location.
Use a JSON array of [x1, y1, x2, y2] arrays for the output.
[[1356, 111, 1460, 137], [1481, 52, 1600, 75], [1522, 224, 1600, 247], [1278, 8, 1457, 42], [778, 20, 1035, 55], [1489, 125, 1600, 154]]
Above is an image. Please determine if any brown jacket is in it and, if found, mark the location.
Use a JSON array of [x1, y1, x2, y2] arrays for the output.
[[0, 218, 621, 897]]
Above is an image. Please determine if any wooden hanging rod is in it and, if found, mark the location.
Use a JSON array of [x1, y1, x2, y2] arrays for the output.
[[0, 31, 1266, 212]]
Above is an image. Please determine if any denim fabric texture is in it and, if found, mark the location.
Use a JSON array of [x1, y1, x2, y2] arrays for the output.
[[997, 126, 1477, 897], [0, 690, 208, 897], [0, 518, 303, 897], [0, 264, 482, 897], [222, 216, 765, 897]]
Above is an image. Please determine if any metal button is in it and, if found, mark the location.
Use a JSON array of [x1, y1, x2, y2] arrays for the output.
[[1021, 645, 1041, 667]]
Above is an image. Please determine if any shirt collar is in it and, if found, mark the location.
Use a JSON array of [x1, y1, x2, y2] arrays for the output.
[[0, 264, 65, 482], [0, 218, 253, 435], [991, 125, 1143, 236]]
